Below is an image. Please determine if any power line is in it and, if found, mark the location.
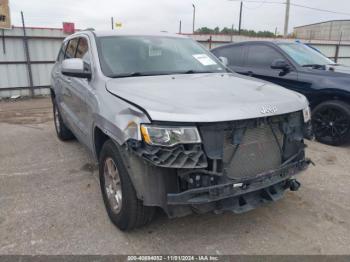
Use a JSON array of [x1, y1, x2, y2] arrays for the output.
[[242, 0, 268, 10], [291, 3, 350, 16], [227, 0, 350, 16], [228, 0, 286, 4]]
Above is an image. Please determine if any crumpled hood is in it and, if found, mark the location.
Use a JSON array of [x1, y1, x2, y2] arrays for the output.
[[106, 73, 308, 122]]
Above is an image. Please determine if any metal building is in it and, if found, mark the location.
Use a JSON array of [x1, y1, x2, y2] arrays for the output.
[[0, 26, 66, 98], [294, 20, 350, 41]]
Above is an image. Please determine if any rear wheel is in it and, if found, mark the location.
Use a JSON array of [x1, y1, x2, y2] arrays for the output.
[[53, 100, 74, 141], [312, 101, 350, 146], [99, 139, 155, 231]]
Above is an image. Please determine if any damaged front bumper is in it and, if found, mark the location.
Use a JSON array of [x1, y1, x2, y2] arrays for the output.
[[166, 159, 309, 215], [124, 111, 311, 217]]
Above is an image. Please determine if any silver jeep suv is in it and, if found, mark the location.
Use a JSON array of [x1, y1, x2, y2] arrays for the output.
[[51, 30, 312, 230]]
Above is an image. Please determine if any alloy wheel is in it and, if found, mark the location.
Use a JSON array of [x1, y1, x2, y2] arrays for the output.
[[313, 107, 350, 140], [103, 157, 123, 214]]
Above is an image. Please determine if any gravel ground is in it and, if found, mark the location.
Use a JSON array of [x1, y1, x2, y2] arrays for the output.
[[0, 97, 350, 255]]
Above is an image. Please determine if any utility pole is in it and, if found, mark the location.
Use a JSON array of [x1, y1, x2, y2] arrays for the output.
[[21, 11, 34, 97], [1, 29, 5, 54], [179, 20, 182, 34], [335, 31, 343, 63], [192, 4, 196, 34], [238, 1, 243, 35], [231, 24, 234, 42], [111, 17, 114, 30], [284, 0, 290, 37]]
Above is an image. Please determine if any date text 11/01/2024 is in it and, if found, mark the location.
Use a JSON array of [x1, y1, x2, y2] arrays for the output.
[[127, 255, 219, 261]]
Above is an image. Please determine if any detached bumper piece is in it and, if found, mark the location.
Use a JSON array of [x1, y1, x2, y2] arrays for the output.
[[220, 179, 292, 214], [167, 159, 309, 209], [128, 141, 207, 168]]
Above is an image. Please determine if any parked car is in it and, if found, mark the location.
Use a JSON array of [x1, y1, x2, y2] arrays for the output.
[[51, 31, 311, 230], [212, 41, 350, 146]]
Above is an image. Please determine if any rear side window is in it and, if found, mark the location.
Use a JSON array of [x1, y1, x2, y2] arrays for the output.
[[246, 45, 284, 68], [213, 45, 244, 66], [75, 37, 90, 63], [65, 38, 79, 59]]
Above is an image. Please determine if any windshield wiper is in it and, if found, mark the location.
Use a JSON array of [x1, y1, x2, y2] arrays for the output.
[[109, 72, 148, 78], [109, 70, 220, 78], [109, 71, 177, 78], [182, 70, 219, 74], [181, 69, 214, 74], [302, 64, 326, 69]]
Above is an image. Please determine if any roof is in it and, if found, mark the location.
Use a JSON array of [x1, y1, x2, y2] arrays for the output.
[[87, 30, 187, 38], [211, 40, 291, 50], [294, 20, 350, 29]]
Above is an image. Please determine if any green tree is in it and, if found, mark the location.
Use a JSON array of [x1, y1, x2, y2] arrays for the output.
[[214, 26, 220, 34], [195, 27, 213, 34], [221, 27, 233, 34], [195, 26, 276, 38]]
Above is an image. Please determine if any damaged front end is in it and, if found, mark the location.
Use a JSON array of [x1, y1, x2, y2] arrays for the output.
[[123, 111, 311, 218]]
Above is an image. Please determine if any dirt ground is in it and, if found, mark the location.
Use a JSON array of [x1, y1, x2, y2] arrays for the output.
[[0, 97, 350, 255]]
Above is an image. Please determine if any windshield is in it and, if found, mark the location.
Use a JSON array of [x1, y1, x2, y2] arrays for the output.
[[278, 43, 335, 66], [97, 36, 225, 77]]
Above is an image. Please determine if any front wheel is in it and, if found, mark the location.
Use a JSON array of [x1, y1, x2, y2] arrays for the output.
[[99, 139, 155, 231], [312, 100, 350, 146]]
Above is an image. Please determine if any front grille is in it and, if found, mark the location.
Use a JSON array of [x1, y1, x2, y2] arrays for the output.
[[223, 122, 283, 180]]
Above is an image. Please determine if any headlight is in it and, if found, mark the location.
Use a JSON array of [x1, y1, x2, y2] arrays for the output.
[[303, 106, 311, 123], [140, 125, 201, 147]]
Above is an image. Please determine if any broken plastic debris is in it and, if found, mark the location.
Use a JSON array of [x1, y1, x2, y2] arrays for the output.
[[10, 95, 20, 99]]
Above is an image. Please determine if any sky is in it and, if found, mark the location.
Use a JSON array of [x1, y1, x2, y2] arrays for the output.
[[7, 0, 350, 34]]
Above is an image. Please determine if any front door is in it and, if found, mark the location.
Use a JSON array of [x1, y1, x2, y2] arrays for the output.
[[59, 37, 87, 142], [68, 36, 93, 146], [242, 44, 301, 92]]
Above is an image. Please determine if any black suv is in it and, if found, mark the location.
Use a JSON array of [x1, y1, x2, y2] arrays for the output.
[[212, 41, 350, 146]]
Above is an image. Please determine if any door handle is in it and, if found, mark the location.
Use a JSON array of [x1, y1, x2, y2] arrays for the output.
[[247, 71, 253, 76], [63, 77, 72, 84]]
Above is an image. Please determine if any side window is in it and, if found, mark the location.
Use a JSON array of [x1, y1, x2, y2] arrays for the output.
[[75, 37, 90, 63], [246, 45, 284, 68], [57, 41, 68, 62], [214, 46, 244, 66], [65, 38, 79, 59]]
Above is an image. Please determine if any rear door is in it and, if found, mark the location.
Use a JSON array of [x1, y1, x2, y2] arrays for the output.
[[51, 40, 67, 106]]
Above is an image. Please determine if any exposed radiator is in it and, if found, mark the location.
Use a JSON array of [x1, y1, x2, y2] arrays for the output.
[[223, 122, 283, 180]]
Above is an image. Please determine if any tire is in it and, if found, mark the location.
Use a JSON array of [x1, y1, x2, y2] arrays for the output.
[[99, 139, 155, 231], [52, 100, 75, 141], [312, 100, 350, 146]]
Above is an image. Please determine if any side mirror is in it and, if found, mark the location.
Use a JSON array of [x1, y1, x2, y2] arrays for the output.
[[61, 58, 91, 79], [271, 59, 290, 71], [219, 56, 229, 67]]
